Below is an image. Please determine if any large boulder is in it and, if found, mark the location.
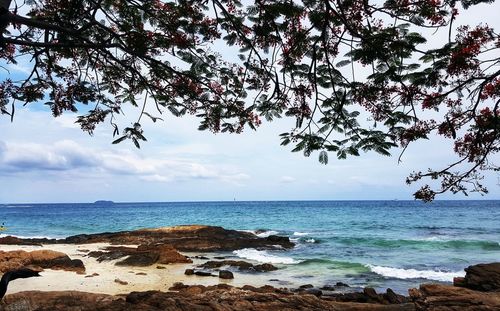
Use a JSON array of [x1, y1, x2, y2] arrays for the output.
[[87, 244, 192, 267], [1, 225, 294, 251], [463, 262, 500, 292], [409, 283, 500, 310], [0, 250, 85, 274], [199, 260, 277, 272]]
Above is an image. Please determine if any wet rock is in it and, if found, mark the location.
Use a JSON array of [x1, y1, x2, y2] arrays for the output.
[[184, 269, 194, 275], [336, 282, 350, 287], [219, 270, 234, 279], [299, 284, 314, 289], [156, 265, 166, 269], [320, 285, 336, 291], [199, 260, 277, 272], [301, 288, 323, 297], [194, 271, 214, 277], [463, 262, 500, 291]]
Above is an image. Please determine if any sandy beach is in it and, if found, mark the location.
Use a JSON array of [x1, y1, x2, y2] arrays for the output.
[[1, 243, 277, 296]]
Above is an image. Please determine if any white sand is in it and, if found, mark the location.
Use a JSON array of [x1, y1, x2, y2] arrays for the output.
[[1, 243, 276, 295]]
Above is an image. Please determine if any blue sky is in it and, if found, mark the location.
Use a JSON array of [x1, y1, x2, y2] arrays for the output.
[[1, 3, 500, 203]]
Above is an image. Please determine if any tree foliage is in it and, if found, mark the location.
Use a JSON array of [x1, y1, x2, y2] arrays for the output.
[[1, 0, 499, 201]]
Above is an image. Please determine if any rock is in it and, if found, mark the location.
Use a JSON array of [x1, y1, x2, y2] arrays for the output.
[[463, 262, 500, 291], [214, 256, 226, 259], [299, 284, 314, 289], [0, 236, 42, 246], [135, 272, 147, 276], [255, 263, 278, 272], [336, 282, 350, 287], [184, 269, 194, 275], [453, 276, 466, 287], [84, 273, 99, 278], [384, 288, 408, 304], [302, 288, 323, 297], [219, 270, 234, 279], [114, 278, 128, 285], [89, 243, 191, 267], [115, 253, 159, 267], [199, 260, 277, 272], [169, 282, 189, 291], [137, 244, 192, 264], [0, 249, 85, 274], [192, 255, 209, 260], [194, 271, 214, 277], [1, 287, 416, 310], [6, 225, 295, 251], [320, 285, 336, 291], [156, 265, 166, 269], [410, 283, 500, 310]]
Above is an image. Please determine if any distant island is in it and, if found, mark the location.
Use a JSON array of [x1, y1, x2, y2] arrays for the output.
[[93, 200, 114, 205]]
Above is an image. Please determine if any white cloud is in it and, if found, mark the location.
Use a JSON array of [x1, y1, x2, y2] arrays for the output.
[[280, 176, 296, 183]]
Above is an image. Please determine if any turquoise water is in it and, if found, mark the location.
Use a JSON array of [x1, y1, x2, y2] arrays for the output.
[[1, 200, 499, 293]]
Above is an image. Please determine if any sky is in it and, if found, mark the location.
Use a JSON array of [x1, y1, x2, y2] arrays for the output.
[[1, 2, 500, 203]]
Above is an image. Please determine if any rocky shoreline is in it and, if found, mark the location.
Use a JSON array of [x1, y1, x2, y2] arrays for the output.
[[1, 225, 499, 310]]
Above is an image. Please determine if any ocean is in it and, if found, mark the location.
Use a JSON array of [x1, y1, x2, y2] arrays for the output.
[[1, 200, 499, 294]]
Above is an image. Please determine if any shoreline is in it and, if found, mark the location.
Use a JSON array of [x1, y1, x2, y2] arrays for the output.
[[1, 225, 499, 310]]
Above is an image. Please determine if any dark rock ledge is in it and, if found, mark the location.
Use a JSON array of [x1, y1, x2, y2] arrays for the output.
[[0, 225, 294, 251]]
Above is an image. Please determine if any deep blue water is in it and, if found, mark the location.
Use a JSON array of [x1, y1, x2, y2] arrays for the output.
[[1, 200, 499, 293]]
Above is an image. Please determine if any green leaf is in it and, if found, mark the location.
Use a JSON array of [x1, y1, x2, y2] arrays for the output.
[[112, 136, 127, 144], [319, 151, 328, 165]]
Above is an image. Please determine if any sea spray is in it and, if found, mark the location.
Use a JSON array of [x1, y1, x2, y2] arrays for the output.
[[233, 248, 301, 264], [367, 265, 465, 282]]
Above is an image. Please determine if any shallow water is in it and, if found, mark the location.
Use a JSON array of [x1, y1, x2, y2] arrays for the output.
[[1, 200, 499, 293]]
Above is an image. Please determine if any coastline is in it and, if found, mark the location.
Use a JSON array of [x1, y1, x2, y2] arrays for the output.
[[1, 225, 500, 310]]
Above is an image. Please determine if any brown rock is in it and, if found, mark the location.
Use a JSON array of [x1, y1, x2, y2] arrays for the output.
[[6, 225, 295, 251], [0, 236, 42, 246], [184, 269, 194, 275], [1, 287, 416, 310], [139, 244, 192, 264], [463, 262, 500, 292], [156, 265, 166, 269], [219, 270, 234, 279], [135, 272, 147, 276], [199, 260, 277, 272], [115, 253, 159, 267], [410, 283, 500, 310], [114, 278, 128, 285], [0, 249, 85, 274]]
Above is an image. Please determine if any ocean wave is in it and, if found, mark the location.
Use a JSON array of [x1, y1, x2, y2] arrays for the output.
[[298, 259, 371, 273], [334, 237, 500, 250], [0, 233, 59, 239], [367, 265, 465, 282], [256, 230, 279, 238], [233, 248, 301, 264], [305, 238, 316, 243], [239, 229, 279, 238], [293, 232, 310, 236]]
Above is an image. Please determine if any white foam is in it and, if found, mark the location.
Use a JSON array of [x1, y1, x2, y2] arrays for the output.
[[367, 265, 465, 282], [293, 232, 310, 236], [233, 248, 301, 264], [255, 230, 279, 238], [305, 238, 316, 243]]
